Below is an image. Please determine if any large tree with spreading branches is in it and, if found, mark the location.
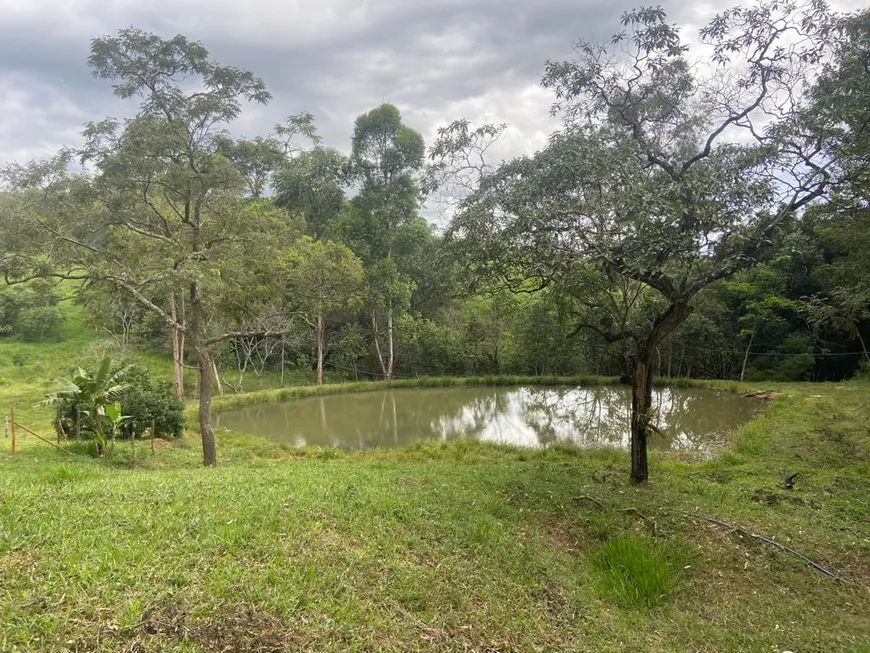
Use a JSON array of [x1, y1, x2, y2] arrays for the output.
[[447, 1, 842, 482]]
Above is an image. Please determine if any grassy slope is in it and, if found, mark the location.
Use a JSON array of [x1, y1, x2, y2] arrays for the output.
[[1, 312, 869, 651], [0, 298, 318, 436], [0, 298, 174, 432]]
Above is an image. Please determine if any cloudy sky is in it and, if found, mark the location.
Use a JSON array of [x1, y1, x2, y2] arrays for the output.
[[0, 0, 861, 173]]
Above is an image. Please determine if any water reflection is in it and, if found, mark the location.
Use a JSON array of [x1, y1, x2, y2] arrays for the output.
[[213, 386, 762, 452]]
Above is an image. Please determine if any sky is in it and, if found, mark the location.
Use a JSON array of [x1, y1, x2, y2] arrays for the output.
[[0, 0, 861, 183]]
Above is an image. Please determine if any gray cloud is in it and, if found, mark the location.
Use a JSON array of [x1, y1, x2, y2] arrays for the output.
[[6, 0, 853, 188], [0, 0, 641, 166]]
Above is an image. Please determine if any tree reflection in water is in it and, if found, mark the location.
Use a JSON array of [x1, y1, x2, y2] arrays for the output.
[[214, 386, 762, 452]]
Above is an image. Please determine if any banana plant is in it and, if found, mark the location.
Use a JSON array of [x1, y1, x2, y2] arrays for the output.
[[42, 357, 131, 455]]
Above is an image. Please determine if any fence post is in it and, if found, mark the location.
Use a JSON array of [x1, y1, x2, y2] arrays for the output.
[[10, 405, 16, 455]]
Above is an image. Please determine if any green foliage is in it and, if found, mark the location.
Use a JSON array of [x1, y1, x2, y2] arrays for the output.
[[0, 286, 64, 341], [283, 237, 365, 319], [745, 333, 815, 382], [118, 367, 185, 440], [43, 357, 132, 454], [15, 305, 66, 342], [273, 147, 346, 239], [331, 323, 369, 378], [47, 360, 184, 451], [350, 104, 424, 187]]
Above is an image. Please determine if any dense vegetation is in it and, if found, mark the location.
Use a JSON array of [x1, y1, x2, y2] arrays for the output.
[[0, 2, 868, 477]]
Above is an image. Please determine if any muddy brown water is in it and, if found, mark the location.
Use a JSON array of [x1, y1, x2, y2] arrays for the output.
[[214, 385, 763, 452]]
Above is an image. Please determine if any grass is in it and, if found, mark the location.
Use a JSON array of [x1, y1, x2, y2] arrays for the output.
[[1, 309, 869, 650], [596, 536, 678, 609], [1, 383, 867, 651]]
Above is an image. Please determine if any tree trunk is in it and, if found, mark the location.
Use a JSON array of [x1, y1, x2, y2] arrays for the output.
[[372, 311, 388, 378], [629, 351, 654, 484], [170, 293, 184, 401], [629, 302, 691, 484], [315, 313, 324, 385], [740, 332, 754, 382], [856, 329, 870, 364], [190, 279, 217, 467], [385, 298, 394, 380], [179, 294, 186, 392], [213, 358, 223, 395]]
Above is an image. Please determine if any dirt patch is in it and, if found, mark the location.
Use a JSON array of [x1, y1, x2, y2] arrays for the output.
[[141, 602, 188, 637], [742, 390, 779, 400], [148, 438, 172, 451], [189, 604, 301, 652], [0, 548, 40, 574], [138, 601, 303, 652], [750, 490, 819, 508], [546, 523, 576, 553]]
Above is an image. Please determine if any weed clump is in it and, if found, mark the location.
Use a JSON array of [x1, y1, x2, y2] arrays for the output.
[[597, 536, 676, 608]]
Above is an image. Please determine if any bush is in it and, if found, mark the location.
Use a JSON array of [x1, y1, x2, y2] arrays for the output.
[[0, 286, 64, 341], [119, 368, 184, 440], [54, 364, 184, 441]]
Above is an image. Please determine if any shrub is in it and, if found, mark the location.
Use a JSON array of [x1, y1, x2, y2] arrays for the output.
[[118, 367, 184, 440], [52, 363, 184, 443]]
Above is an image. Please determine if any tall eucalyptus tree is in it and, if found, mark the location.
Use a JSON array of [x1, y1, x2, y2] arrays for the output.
[[349, 104, 425, 379]]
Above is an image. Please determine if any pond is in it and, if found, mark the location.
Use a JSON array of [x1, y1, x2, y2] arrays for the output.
[[214, 385, 763, 452]]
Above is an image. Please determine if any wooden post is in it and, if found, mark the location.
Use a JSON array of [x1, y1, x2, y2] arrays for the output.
[[10, 405, 16, 455], [151, 419, 155, 453]]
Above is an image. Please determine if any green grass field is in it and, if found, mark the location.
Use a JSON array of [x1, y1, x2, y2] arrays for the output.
[[1, 312, 869, 651]]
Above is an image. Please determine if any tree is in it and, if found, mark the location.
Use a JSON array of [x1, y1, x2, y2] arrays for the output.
[[366, 258, 415, 379], [284, 237, 364, 384], [800, 10, 870, 366], [423, 119, 507, 214], [449, 2, 838, 482], [215, 112, 321, 198], [349, 104, 425, 379], [2, 30, 288, 467], [804, 286, 870, 363], [273, 147, 347, 239]]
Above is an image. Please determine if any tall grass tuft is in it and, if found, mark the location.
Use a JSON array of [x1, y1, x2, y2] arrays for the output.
[[597, 536, 675, 609]]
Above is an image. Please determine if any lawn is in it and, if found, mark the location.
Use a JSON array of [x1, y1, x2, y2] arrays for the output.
[[1, 375, 868, 651]]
